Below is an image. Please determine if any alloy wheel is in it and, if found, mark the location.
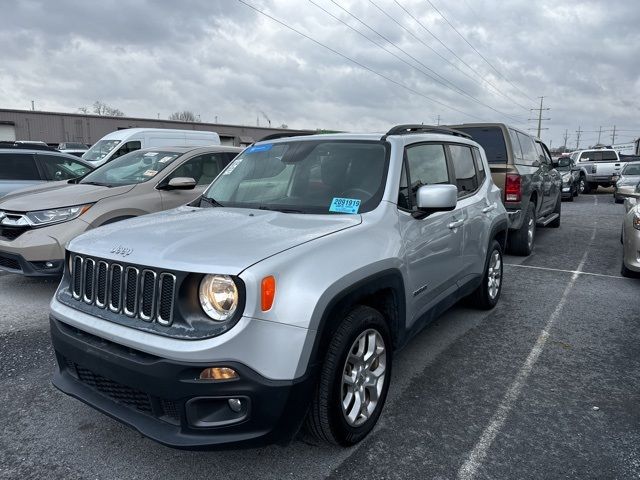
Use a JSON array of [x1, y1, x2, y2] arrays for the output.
[[341, 329, 387, 427], [487, 250, 502, 300]]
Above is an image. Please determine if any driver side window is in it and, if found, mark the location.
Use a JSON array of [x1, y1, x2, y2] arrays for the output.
[[36, 154, 91, 180], [111, 141, 141, 160], [401, 143, 450, 210]]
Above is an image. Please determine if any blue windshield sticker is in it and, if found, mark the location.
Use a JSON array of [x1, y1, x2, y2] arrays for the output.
[[330, 197, 361, 214], [247, 143, 273, 153]]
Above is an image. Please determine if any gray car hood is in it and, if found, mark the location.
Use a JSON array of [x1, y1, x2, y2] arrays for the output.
[[68, 206, 362, 274], [0, 182, 134, 211]]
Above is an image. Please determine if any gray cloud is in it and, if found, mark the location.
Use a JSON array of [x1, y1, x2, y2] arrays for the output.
[[1, 0, 639, 147]]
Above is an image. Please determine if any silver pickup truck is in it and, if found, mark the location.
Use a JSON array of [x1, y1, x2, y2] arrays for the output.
[[570, 148, 626, 193]]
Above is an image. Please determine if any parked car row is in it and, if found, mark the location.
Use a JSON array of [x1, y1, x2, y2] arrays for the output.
[[7, 123, 632, 451]]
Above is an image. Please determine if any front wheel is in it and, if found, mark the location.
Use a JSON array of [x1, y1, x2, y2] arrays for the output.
[[305, 306, 392, 446], [579, 176, 590, 194], [468, 240, 503, 309]]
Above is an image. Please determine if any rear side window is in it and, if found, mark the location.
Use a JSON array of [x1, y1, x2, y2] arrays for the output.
[[472, 147, 486, 185], [0, 153, 40, 180], [601, 151, 618, 161], [449, 145, 479, 196], [516, 132, 538, 165], [509, 129, 523, 161], [453, 127, 507, 163]]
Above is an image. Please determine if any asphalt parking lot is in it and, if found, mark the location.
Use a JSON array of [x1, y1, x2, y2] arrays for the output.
[[1, 192, 638, 480]]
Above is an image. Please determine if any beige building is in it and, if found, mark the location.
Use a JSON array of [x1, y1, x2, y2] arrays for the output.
[[0, 108, 309, 146]]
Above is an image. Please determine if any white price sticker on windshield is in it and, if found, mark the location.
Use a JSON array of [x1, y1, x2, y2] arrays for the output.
[[223, 158, 243, 175], [143, 169, 158, 177], [144, 152, 158, 157], [158, 156, 174, 163]]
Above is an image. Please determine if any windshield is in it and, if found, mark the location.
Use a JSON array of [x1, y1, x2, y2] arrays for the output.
[[80, 150, 181, 187], [622, 163, 640, 176], [203, 140, 389, 214], [82, 139, 121, 162], [556, 157, 572, 171]]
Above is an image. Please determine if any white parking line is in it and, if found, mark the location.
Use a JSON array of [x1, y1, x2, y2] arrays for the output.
[[457, 221, 597, 480], [505, 263, 626, 280]]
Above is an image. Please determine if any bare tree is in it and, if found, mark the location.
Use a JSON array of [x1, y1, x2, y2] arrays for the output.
[[78, 106, 89, 114], [91, 100, 125, 117], [169, 111, 200, 122]]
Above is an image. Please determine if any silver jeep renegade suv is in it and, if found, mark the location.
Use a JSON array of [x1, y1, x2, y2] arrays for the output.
[[50, 125, 508, 449]]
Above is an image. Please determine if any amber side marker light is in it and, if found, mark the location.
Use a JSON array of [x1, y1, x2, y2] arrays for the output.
[[261, 275, 276, 311], [199, 367, 239, 381]]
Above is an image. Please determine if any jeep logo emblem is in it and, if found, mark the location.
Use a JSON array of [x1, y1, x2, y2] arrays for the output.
[[111, 246, 133, 257]]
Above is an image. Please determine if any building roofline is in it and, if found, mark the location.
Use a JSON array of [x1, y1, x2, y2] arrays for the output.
[[0, 108, 310, 133]]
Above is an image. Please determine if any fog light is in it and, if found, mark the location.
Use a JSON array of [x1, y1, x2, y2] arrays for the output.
[[45, 261, 54, 268], [228, 398, 242, 412], [199, 367, 239, 381]]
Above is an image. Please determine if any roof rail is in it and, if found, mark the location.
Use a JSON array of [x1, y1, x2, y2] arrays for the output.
[[0, 141, 58, 151], [384, 124, 471, 139], [258, 132, 312, 142]]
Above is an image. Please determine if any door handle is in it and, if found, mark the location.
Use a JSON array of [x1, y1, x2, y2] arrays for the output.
[[482, 203, 497, 214], [448, 219, 464, 229]]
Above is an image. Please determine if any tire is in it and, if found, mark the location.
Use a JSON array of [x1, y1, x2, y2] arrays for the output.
[[579, 176, 590, 194], [468, 240, 503, 310], [305, 305, 392, 446], [549, 195, 561, 228], [615, 198, 624, 204], [508, 202, 536, 256], [621, 261, 639, 278], [573, 183, 579, 197]]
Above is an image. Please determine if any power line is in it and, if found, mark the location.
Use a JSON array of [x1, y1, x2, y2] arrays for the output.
[[393, 0, 531, 111], [237, 0, 484, 121], [423, 0, 535, 102], [312, 0, 525, 123]]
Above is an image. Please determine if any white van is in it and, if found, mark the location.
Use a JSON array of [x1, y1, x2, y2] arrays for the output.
[[82, 128, 220, 166]]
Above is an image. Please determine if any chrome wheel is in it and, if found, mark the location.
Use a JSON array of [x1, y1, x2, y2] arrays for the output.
[[527, 217, 535, 250], [487, 250, 502, 300], [341, 329, 387, 427], [579, 178, 586, 194]]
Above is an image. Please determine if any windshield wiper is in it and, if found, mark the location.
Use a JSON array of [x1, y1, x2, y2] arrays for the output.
[[258, 205, 305, 214], [199, 196, 225, 208], [81, 181, 111, 187]]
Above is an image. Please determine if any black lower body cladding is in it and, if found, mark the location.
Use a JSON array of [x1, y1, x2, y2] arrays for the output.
[[49, 317, 316, 449], [0, 250, 63, 276]]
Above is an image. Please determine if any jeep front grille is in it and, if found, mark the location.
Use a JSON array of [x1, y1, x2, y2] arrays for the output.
[[70, 254, 176, 326]]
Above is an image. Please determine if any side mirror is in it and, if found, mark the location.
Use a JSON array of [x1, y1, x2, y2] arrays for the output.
[[165, 177, 197, 190], [414, 184, 458, 219], [551, 159, 559, 168]]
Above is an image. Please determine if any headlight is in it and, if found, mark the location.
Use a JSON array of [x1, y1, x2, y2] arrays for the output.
[[199, 274, 238, 321], [26, 204, 92, 226], [562, 173, 571, 183]]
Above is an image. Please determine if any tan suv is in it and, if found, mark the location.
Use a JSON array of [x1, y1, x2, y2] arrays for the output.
[[0, 145, 241, 276]]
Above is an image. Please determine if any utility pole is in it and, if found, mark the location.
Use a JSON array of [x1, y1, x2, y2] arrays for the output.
[[31, 100, 35, 111], [563, 129, 569, 150], [575, 126, 582, 149], [611, 125, 617, 145], [529, 96, 550, 138], [597, 126, 603, 145], [436, 115, 441, 125]]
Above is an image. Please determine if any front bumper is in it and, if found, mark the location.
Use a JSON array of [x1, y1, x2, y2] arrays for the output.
[[0, 250, 63, 276], [0, 219, 88, 276], [561, 184, 573, 198], [50, 317, 316, 449]]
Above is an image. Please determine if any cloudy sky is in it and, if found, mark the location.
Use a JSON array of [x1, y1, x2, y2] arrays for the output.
[[1, 0, 639, 148]]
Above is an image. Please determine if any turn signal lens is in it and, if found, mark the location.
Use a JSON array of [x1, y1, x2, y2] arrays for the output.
[[633, 212, 640, 231], [261, 275, 276, 311], [199, 367, 239, 381]]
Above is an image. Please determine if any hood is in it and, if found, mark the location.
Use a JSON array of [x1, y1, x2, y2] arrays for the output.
[[0, 182, 134, 212], [68, 206, 362, 274]]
